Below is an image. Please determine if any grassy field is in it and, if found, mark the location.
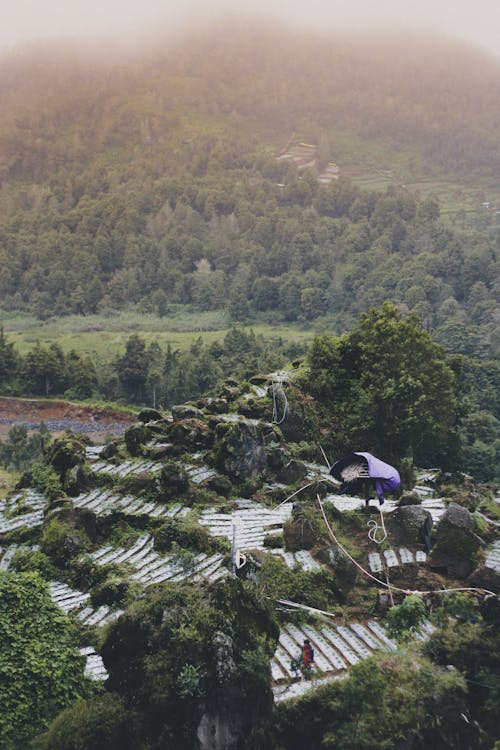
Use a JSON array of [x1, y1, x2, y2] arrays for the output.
[[1, 310, 315, 361]]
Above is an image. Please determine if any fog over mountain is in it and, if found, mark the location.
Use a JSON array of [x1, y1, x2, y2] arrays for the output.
[[2, 0, 500, 57]]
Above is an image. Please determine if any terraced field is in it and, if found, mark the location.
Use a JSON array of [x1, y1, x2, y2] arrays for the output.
[[1, 386, 498, 701]]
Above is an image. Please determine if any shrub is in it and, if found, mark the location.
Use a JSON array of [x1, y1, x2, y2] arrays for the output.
[[31, 463, 63, 501], [386, 594, 427, 642], [0, 572, 90, 750], [41, 518, 90, 569], [31, 693, 130, 750]]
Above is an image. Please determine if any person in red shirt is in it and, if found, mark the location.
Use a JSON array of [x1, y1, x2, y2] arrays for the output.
[[300, 639, 315, 681]]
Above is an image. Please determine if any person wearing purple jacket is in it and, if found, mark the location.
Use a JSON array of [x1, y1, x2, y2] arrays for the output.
[[329, 451, 401, 506]]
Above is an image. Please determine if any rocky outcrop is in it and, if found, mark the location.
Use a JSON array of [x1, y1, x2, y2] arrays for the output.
[[171, 403, 204, 421], [430, 502, 484, 578], [123, 423, 148, 456], [137, 407, 164, 424], [397, 491, 422, 506], [212, 421, 267, 482], [388, 505, 433, 549], [157, 462, 189, 499]]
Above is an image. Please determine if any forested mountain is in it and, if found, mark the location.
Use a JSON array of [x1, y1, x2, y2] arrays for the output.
[[0, 22, 498, 359]]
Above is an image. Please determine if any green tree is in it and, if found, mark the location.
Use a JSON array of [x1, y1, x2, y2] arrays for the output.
[[98, 579, 278, 750], [0, 423, 49, 471], [0, 326, 18, 388], [386, 595, 427, 642], [115, 334, 149, 403], [21, 343, 67, 396], [305, 303, 459, 465], [0, 572, 90, 750], [276, 652, 473, 750], [65, 350, 97, 399]]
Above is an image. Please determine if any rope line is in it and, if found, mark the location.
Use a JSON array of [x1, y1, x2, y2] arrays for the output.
[[268, 596, 336, 619], [271, 381, 288, 425], [316, 494, 495, 598], [367, 508, 388, 544]]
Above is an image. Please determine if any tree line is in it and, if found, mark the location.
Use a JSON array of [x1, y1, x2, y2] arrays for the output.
[[0, 326, 290, 406], [1, 304, 498, 481]]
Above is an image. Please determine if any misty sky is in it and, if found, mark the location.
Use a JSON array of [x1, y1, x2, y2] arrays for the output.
[[2, 0, 500, 57]]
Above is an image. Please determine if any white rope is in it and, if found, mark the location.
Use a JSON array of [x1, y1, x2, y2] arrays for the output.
[[269, 597, 336, 620], [273, 476, 338, 509], [316, 494, 496, 598], [367, 518, 387, 544], [318, 444, 331, 470], [271, 380, 288, 425]]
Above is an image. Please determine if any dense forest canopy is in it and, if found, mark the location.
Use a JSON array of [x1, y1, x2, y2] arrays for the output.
[[0, 22, 498, 358]]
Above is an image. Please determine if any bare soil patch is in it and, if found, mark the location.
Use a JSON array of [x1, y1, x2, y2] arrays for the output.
[[0, 397, 136, 442]]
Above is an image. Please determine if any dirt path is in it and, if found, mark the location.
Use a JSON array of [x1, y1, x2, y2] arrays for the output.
[[0, 397, 137, 441]]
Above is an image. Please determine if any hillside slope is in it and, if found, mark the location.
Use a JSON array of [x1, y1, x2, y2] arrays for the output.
[[1, 374, 499, 748]]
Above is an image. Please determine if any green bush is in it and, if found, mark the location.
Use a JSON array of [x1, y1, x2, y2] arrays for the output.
[[31, 693, 130, 750], [31, 463, 63, 501], [41, 518, 90, 569], [275, 651, 474, 750], [154, 516, 220, 554], [11, 547, 58, 579], [386, 594, 427, 642], [256, 554, 337, 612], [0, 572, 90, 750]]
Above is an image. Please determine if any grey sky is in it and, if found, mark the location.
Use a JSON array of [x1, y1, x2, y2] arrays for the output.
[[2, 0, 500, 57]]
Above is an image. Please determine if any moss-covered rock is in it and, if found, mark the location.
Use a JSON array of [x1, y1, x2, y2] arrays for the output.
[[90, 576, 132, 608], [212, 421, 267, 482], [167, 418, 213, 451], [41, 517, 90, 569], [468, 565, 500, 594], [48, 436, 86, 481], [157, 462, 189, 500], [205, 474, 234, 497], [199, 397, 229, 414], [397, 491, 422, 506], [389, 505, 433, 547], [138, 407, 164, 423], [171, 403, 204, 421], [98, 580, 278, 750], [276, 459, 308, 484], [430, 503, 484, 578], [100, 441, 119, 460], [123, 423, 149, 456], [237, 396, 271, 421], [154, 517, 215, 554], [144, 442, 175, 460]]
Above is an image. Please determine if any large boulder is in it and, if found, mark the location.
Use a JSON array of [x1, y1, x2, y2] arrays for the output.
[[48, 435, 86, 480], [171, 403, 204, 421], [157, 462, 189, 500], [276, 459, 308, 484], [430, 502, 484, 578], [212, 420, 266, 481], [468, 565, 500, 595], [123, 423, 149, 456], [137, 407, 164, 423], [167, 418, 213, 451], [200, 397, 229, 415], [388, 505, 433, 549]]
